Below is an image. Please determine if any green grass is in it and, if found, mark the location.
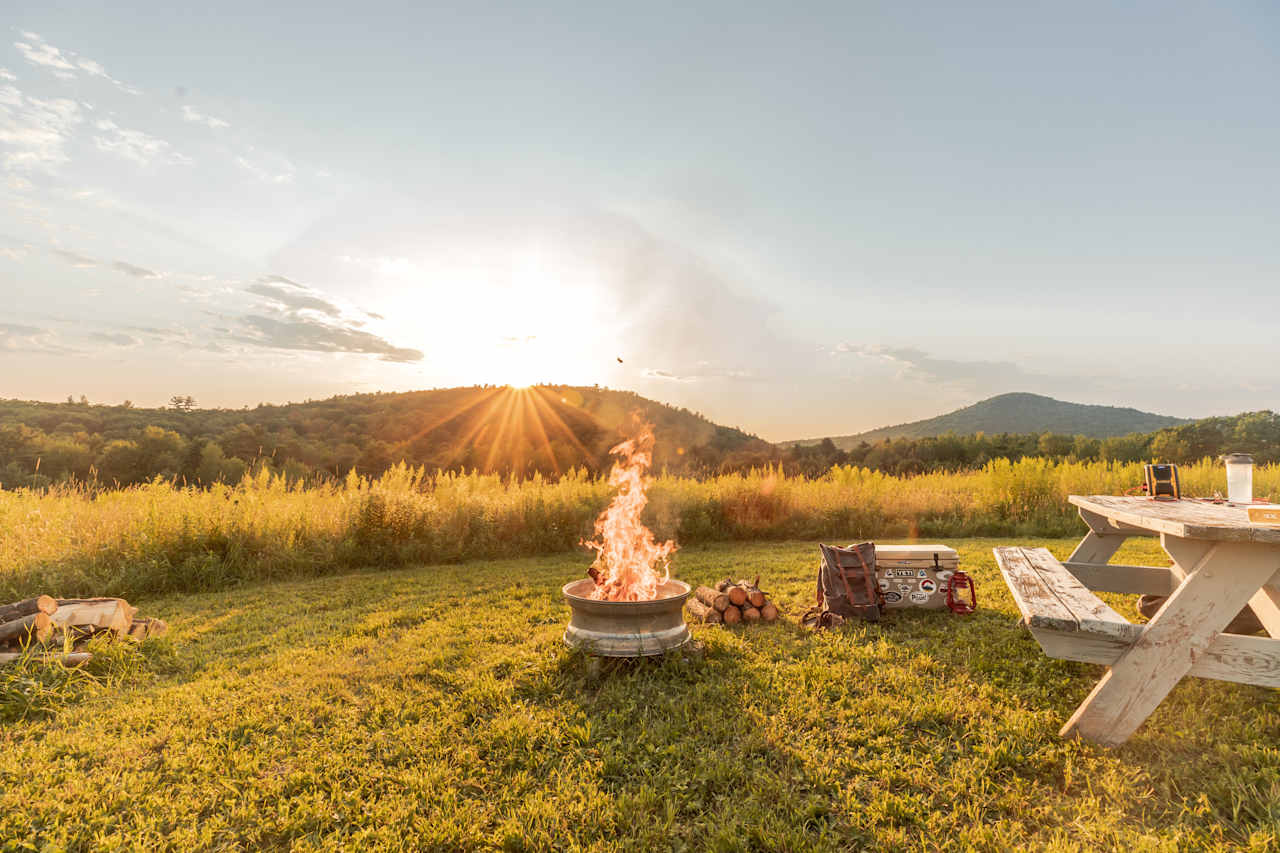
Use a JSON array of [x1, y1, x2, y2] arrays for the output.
[[1, 539, 1276, 851]]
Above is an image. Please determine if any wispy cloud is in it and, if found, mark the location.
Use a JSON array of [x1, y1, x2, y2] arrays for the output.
[[643, 365, 755, 383], [229, 275, 422, 361], [232, 314, 424, 362], [51, 248, 98, 268], [0, 85, 83, 172], [236, 153, 294, 184], [13, 32, 138, 94], [50, 246, 162, 278], [246, 278, 342, 317], [0, 234, 31, 260], [0, 323, 70, 354], [111, 260, 160, 278], [181, 104, 229, 129], [0, 69, 16, 82], [93, 119, 188, 166], [88, 331, 142, 347], [831, 343, 1029, 388]]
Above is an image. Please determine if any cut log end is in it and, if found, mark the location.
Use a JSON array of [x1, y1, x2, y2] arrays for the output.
[[722, 605, 743, 625], [760, 603, 779, 623], [742, 606, 761, 623], [685, 598, 723, 624]]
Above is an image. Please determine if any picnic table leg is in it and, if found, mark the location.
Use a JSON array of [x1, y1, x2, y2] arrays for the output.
[[1067, 509, 1129, 564], [1247, 577, 1280, 638], [1060, 540, 1280, 746]]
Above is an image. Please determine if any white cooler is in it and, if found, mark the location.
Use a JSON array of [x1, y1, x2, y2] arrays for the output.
[[873, 544, 959, 610]]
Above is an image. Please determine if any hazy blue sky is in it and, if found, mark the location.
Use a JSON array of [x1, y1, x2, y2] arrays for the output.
[[2, 1, 1278, 439]]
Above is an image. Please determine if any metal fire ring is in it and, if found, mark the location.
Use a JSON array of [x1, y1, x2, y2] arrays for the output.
[[561, 578, 692, 657]]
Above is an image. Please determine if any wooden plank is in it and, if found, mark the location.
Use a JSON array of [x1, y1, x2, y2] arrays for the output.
[[1020, 548, 1133, 640], [1029, 627, 1280, 688], [1060, 541, 1280, 746], [1062, 561, 1177, 596], [1070, 495, 1280, 544], [993, 546, 1078, 632]]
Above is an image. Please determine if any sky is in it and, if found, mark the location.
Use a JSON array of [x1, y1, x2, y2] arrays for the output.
[[1, 1, 1278, 441]]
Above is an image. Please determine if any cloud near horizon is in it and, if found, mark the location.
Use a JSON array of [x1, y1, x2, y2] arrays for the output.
[[236, 276, 423, 362], [832, 343, 1031, 389]]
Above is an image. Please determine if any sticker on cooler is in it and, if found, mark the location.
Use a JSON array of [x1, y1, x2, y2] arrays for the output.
[[919, 579, 937, 594], [884, 569, 917, 578], [883, 591, 902, 604], [908, 591, 929, 604], [878, 578, 891, 591], [935, 570, 953, 582], [897, 583, 912, 594]]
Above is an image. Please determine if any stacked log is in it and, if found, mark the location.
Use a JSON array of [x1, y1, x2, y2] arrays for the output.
[[0, 595, 166, 665], [685, 577, 780, 627]]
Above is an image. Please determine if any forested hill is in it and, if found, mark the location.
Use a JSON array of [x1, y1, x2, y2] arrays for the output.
[[0, 386, 767, 487], [791, 392, 1189, 449]]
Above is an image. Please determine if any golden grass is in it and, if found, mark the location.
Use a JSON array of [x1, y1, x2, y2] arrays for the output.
[[2, 459, 1275, 600]]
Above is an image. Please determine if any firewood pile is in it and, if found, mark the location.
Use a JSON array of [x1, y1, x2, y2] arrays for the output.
[[686, 577, 780, 626], [0, 595, 167, 665]]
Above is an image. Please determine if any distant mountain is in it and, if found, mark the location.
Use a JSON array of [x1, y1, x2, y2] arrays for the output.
[[787, 392, 1190, 450]]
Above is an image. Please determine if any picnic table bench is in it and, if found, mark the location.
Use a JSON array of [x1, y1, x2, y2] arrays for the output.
[[994, 495, 1280, 746]]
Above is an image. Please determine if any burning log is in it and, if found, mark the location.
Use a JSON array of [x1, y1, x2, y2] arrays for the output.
[[694, 586, 730, 612], [685, 598, 723, 624]]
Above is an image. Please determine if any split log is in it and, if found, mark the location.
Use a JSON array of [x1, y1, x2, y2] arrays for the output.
[[685, 598, 723, 624], [0, 651, 92, 666], [127, 617, 168, 641], [0, 595, 57, 623], [760, 603, 779, 623], [746, 588, 766, 609], [742, 606, 761, 623], [53, 598, 136, 638], [722, 605, 743, 625], [0, 611, 52, 645], [694, 586, 730, 613]]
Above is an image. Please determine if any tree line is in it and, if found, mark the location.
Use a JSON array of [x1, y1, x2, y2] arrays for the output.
[[0, 389, 1276, 489]]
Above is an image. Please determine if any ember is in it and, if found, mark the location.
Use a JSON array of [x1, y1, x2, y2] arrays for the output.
[[582, 425, 677, 601]]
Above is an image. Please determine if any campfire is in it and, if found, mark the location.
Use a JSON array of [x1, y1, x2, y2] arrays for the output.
[[562, 425, 691, 656], [582, 427, 676, 601]]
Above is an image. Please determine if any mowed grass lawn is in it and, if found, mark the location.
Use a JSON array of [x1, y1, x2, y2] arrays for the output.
[[2, 539, 1278, 851]]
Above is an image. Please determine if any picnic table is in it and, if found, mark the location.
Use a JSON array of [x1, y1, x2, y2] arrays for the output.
[[994, 495, 1280, 746]]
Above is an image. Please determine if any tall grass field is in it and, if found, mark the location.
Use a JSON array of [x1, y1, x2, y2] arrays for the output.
[[2, 458, 1276, 601]]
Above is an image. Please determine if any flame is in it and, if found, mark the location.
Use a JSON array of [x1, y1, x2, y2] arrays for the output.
[[583, 426, 677, 601]]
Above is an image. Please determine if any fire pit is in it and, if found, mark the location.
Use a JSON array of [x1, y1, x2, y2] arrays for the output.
[[564, 423, 691, 656], [562, 578, 692, 657]]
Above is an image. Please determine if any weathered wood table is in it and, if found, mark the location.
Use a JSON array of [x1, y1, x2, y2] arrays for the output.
[[994, 495, 1280, 746]]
